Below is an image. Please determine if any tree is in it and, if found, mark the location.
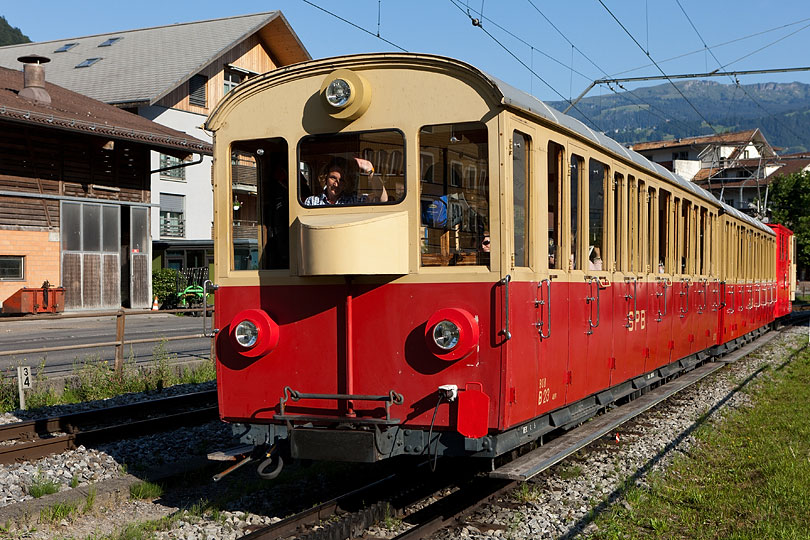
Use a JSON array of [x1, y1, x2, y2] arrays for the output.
[[0, 16, 30, 46], [769, 170, 810, 277]]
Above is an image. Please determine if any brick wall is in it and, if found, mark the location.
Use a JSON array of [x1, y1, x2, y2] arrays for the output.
[[0, 229, 61, 307]]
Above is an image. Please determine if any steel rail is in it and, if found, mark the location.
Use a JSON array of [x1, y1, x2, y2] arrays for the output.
[[0, 407, 218, 464], [237, 318, 807, 540], [0, 390, 218, 464]]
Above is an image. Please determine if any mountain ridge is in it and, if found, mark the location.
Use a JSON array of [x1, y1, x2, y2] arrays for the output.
[[548, 80, 810, 154]]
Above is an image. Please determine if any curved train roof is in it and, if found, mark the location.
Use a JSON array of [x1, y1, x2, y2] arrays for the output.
[[208, 52, 770, 234], [483, 73, 771, 234]]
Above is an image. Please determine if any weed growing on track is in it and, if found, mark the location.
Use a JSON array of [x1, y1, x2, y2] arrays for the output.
[[0, 340, 216, 413], [28, 472, 60, 498], [129, 481, 163, 500], [40, 501, 78, 523], [587, 345, 810, 539]]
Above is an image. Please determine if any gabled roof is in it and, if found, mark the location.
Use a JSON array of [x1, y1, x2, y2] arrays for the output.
[[0, 66, 211, 155], [631, 129, 760, 152], [0, 12, 310, 106]]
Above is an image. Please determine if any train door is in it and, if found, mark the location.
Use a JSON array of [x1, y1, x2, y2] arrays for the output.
[[536, 139, 569, 416], [671, 198, 693, 361], [622, 176, 648, 378], [563, 145, 613, 404], [610, 170, 632, 386], [499, 120, 540, 428]]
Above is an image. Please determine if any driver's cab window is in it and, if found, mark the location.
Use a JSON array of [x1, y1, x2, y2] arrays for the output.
[[419, 122, 489, 267], [230, 138, 288, 271], [298, 130, 405, 207]]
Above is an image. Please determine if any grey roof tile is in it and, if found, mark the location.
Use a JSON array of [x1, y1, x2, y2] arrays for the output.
[[0, 12, 310, 105]]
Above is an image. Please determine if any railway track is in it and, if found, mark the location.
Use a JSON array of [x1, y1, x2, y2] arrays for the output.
[[0, 390, 218, 464], [236, 318, 810, 540]]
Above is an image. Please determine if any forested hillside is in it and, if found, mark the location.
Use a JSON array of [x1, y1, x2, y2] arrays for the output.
[[0, 16, 29, 46], [549, 80, 810, 154]]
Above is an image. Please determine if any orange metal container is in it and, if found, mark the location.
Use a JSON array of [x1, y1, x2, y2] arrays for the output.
[[2, 287, 65, 314]]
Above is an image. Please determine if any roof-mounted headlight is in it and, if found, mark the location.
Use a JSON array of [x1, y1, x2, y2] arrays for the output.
[[325, 78, 352, 108], [320, 69, 372, 120]]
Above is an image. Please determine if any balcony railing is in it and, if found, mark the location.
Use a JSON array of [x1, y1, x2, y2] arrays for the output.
[[160, 217, 185, 238]]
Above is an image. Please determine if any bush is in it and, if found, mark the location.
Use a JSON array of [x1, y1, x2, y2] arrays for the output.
[[152, 268, 181, 307]]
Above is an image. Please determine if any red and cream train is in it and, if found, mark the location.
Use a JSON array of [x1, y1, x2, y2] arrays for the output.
[[204, 54, 797, 476]]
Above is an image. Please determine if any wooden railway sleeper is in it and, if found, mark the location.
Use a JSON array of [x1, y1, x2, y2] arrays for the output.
[[534, 277, 552, 339]]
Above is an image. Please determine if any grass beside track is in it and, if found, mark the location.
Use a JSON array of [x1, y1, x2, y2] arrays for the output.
[[0, 341, 216, 413], [588, 343, 810, 539]]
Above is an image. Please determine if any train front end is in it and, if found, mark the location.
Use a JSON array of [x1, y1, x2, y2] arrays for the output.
[[206, 55, 511, 471]]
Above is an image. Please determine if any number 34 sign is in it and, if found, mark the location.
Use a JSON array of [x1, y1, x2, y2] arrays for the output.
[[18, 366, 32, 389], [17, 365, 31, 410]]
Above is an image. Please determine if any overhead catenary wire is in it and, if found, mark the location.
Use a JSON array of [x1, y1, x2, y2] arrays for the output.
[[674, 0, 807, 146], [300, 0, 408, 52], [448, 0, 606, 132], [597, 0, 719, 135], [610, 16, 810, 77], [524, 0, 699, 135]]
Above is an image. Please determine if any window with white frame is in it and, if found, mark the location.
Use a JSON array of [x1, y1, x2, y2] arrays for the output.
[[160, 193, 185, 238], [224, 69, 244, 95]]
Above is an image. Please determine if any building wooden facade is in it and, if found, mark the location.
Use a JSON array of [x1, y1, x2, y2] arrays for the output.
[[0, 62, 210, 311]]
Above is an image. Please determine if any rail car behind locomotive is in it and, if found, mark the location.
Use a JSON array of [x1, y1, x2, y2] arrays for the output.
[[204, 53, 796, 476]]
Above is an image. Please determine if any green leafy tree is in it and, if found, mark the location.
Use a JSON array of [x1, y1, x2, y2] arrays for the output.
[[0, 16, 30, 46], [770, 170, 810, 276]]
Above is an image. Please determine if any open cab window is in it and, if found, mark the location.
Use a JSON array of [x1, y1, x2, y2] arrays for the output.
[[230, 138, 289, 271], [298, 130, 405, 207], [419, 122, 489, 267]]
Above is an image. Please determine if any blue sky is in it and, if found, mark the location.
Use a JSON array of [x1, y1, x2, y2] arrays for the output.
[[3, 1, 810, 103]]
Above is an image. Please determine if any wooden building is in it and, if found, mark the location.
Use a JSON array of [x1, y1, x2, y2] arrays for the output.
[[0, 12, 310, 275], [0, 58, 211, 311]]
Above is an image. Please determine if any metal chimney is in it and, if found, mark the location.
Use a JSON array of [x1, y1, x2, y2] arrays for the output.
[[17, 55, 51, 106]]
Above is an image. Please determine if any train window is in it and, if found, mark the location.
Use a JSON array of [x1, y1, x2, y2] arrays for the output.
[[637, 180, 645, 272], [298, 130, 405, 207], [230, 138, 289, 271], [697, 208, 707, 275], [419, 122, 489, 267], [547, 142, 564, 269], [647, 186, 655, 273], [588, 159, 606, 271], [673, 197, 681, 274], [612, 173, 623, 272], [570, 154, 583, 270], [681, 201, 691, 274], [513, 131, 530, 268], [658, 190, 670, 273], [627, 176, 636, 272]]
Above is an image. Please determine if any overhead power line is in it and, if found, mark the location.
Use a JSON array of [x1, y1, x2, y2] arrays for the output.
[[673, 0, 808, 146], [597, 0, 719, 134], [448, 0, 605, 132], [300, 0, 408, 52]]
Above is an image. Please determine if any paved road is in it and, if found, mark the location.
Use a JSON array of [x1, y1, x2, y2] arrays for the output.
[[0, 312, 213, 377]]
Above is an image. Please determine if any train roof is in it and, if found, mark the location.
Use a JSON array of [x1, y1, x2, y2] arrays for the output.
[[482, 73, 772, 234], [208, 52, 771, 234]]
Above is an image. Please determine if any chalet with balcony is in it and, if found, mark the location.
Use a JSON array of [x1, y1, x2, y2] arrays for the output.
[[0, 57, 211, 311], [0, 12, 310, 275]]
